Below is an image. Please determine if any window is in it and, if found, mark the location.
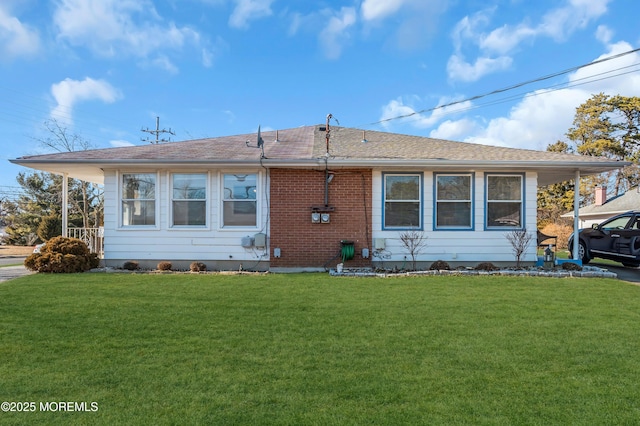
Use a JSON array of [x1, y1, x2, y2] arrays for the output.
[[122, 173, 156, 226], [383, 173, 422, 229], [172, 173, 207, 226], [435, 174, 472, 229], [486, 174, 523, 229], [223, 174, 257, 227]]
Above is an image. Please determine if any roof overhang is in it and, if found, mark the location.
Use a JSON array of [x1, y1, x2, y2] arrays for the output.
[[10, 157, 630, 187]]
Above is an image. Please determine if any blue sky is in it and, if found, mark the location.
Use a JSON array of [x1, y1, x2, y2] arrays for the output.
[[1, 0, 639, 199]]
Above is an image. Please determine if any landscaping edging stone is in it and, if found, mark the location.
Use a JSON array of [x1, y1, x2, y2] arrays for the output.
[[330, 265, 617, 279]]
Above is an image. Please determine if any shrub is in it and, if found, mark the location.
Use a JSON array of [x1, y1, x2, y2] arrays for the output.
[[122, 261, 139, 271], [561, 262, 582, 271], [475, 262, 499, 271], [24, 236, 95, 273], [190, 262, 207, 272], [429, 260, 451, 270], [540, 223, 573, 250], [157, 261, 172, 271]]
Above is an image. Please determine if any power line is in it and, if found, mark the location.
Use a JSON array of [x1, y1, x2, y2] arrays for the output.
[[390, 62, 640, 127], [371, 47, 640, 126]]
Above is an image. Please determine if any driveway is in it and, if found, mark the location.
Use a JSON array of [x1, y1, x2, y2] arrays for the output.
[[0, 256, 26, 267], [0, 265, 34, 282], [591, 262, 640, 283]]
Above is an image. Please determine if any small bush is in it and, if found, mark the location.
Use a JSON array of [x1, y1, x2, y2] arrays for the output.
[[475, 262, 499, 271], [157, 261, 172, 271], [122, 261, 139, 271], [190, 262, 207, 272], [429, 260, 451, 270], [24, 236, 95, 273], [561, 262, 582, 271]]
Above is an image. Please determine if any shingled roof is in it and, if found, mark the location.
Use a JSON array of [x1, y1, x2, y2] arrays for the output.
[[10, 124, 629, 185]]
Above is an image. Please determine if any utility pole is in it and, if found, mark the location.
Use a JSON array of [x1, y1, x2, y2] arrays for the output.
[[141, 116, 175, 144]]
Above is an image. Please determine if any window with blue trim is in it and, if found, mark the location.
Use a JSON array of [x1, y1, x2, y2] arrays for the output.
[[435, 174, 472, 229], [486, 174, 523, 228], [383, 173, 421, 229]]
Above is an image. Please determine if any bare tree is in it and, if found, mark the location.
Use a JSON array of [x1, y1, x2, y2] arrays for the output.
[[30, 119, 102, 229], [38, 118, 94, 152], [505, 229, 533, 268], [399, 230, 428, 271]]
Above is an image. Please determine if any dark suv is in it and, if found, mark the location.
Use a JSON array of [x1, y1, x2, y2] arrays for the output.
[[569, 211, 640, 267]]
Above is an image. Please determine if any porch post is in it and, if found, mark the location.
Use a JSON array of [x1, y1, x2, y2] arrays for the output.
[[62, 172, 68, 238], [573, 170, 580, 260]]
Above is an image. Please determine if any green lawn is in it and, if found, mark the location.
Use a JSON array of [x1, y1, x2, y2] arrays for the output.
[[1, 273, 639, 425]]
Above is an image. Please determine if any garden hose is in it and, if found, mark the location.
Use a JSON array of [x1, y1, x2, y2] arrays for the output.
[[341, 241, 355, 262]]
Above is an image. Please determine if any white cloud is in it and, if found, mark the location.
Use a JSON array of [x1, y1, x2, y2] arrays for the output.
[[447, 54, 512, 83], [538, 0, 611, 41], [0, 5, 40, 60], [429, 118, 482, 141], [229, 0, 273, 29], [53, 0, 203, 71], [319, 7, 357, 60], [595, 25, 613, 45], [380, 96, 474, 129], [110, 139, 135, 147], [383, 39, 640, 151], [465, 89, 588, 149], [466, 42, 640, 149], [50, 77, 121, 125], [448, 0, 612, 82], [149, 55, 179, 74], [361, 0, 406, 21]]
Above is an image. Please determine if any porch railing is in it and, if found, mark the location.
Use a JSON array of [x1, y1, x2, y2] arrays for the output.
[[66, 227, 104, 257]]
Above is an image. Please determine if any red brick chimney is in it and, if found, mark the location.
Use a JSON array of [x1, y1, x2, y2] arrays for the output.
[[595, 186, 607, 206]]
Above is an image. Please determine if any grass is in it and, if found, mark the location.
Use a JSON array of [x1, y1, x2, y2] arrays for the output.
[[1, 273, 640, 424]]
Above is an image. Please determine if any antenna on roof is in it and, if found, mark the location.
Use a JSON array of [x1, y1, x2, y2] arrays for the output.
[[141, 116, 175, 144], [245, 125, 266, 158], [325, 113, 339, 155]]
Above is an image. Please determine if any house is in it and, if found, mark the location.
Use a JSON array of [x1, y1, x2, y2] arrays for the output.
[[561, 186, 640, 228], [10, 124, 629, 271]]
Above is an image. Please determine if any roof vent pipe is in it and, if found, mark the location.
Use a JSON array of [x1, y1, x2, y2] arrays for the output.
[[362, 130, 367, 143]]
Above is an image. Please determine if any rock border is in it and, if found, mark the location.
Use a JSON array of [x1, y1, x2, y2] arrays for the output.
[[330, 265, 617, 279]]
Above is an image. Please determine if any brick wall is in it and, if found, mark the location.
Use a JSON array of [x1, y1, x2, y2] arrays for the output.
[[269, 168, 372, 268]]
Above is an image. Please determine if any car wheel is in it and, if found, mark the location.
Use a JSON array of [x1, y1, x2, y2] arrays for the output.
[[578, 241, 590, 264]]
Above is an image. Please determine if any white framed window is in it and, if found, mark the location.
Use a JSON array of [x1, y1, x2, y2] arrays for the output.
[[222, 173, 257, 227], [485, 174, 524, 229], [121, 173, 156, 226], [435, 173, 473, 229], [171, 173, 207, 227], [383, 173, 422, 229]]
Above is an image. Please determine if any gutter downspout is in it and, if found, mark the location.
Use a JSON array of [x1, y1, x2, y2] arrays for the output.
[[573, 170, 580, 260]]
